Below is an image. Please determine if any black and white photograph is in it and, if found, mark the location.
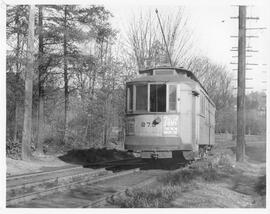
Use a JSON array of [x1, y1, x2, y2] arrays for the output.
[[1, 0, 269, 211]]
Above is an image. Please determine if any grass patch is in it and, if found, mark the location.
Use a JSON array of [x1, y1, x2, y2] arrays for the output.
[[211, 153, 234, 168], [108, 152, 238, 208], [107, 186, 181, 208], [159, 169, 200, 186], [163, 153, 236, 185], [159, 163, 220, 186]]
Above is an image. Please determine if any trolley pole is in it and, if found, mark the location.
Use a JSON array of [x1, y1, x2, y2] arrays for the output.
[[155, 9, 173, 67], [236, 6, 246, 162]]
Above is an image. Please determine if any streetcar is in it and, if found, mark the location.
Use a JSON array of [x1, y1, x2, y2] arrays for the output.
[[125, 65, 215, 159]]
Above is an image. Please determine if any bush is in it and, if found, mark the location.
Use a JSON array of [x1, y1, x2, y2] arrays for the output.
[[6, 138, 21, 159], [255, 175, 266, 196], [43, 136, 67, 154], [159, 164, 220, 186], [210, 153, 234, 168], [159, 169, 200, 186], [108, 186, 181, 208], [200, 167, 220, 181]]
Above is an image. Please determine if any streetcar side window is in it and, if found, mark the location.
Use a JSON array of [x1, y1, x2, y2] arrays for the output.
[[150, 84, 166, 112], [200, 94, 205, 115], [127, 85, 133, 112], [136, 85, 148, 111], [168, 85, 177, 111]]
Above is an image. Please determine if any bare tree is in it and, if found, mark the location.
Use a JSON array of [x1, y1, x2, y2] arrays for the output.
[[21, 5, 35, 160], [187, 56, 235, 134], [162, 8, 193, 66], [128, 8, 193, 69], [187, 56, 234, 111]]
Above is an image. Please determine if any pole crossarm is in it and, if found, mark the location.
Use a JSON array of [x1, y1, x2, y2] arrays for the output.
[[246, 27, 266, 30], [230, 16, 259, 20], [230, 35, 259, 38]]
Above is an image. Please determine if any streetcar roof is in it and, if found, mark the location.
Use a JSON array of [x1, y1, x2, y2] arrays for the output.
[[126, 74, 194, 84], [138, 67, 200, 83], [127, 66, 215, 107]]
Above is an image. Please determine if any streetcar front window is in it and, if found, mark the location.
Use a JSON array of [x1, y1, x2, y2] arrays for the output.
[[150, 84, 166, 112], [136, 85, 148, 111]]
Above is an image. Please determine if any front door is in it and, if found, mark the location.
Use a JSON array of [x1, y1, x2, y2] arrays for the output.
[[192, 91, 199, 152]]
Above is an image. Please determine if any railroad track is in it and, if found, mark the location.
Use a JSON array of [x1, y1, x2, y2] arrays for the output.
[[84, 175, 158, 208], [6, 158, 142, 207], [7, 158, 187, 208]]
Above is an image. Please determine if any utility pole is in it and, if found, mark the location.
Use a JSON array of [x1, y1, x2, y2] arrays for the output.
[[231, 5, 266, 156], [236, 6, 246, 162]]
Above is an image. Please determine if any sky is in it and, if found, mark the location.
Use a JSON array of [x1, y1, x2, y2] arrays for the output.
[[105, 2, 270, 93], [1, 0, 270, 94]]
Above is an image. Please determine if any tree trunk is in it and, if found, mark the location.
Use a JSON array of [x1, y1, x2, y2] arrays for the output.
[[21, 5, 35, 161], [13, 7, 20, 142], [36, 5, 45, 154], [37, 94, 45, 152], [63, 6, 69, 142], [13, 100, 19, 142], [83, 113, 91, 144]]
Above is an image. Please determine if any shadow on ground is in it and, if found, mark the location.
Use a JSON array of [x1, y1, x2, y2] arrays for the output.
[[58, 148, 189, 171], [58, 148, 188, 171], [58, 148, 134, 165], [104, 159, 187, 171]]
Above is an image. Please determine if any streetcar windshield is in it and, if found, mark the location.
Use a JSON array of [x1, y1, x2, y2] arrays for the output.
[[150, 84, 166, 112], [127, 83, 174, 113], [136, 85, 148, 111]]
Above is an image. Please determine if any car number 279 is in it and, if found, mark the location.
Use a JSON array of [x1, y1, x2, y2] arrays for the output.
[[141, 122, 156, 127]]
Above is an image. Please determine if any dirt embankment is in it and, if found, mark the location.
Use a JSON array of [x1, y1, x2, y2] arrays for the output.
[[6, 156, 72, 176], [6, 148, 134, 176], [109, 138, 266, 208], [171, 163, 265, 208], [171, 139, 266, 208]]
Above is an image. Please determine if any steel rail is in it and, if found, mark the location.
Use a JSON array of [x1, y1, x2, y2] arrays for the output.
[[7, 168, 140, 206], [7, 165, 82, 181]]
